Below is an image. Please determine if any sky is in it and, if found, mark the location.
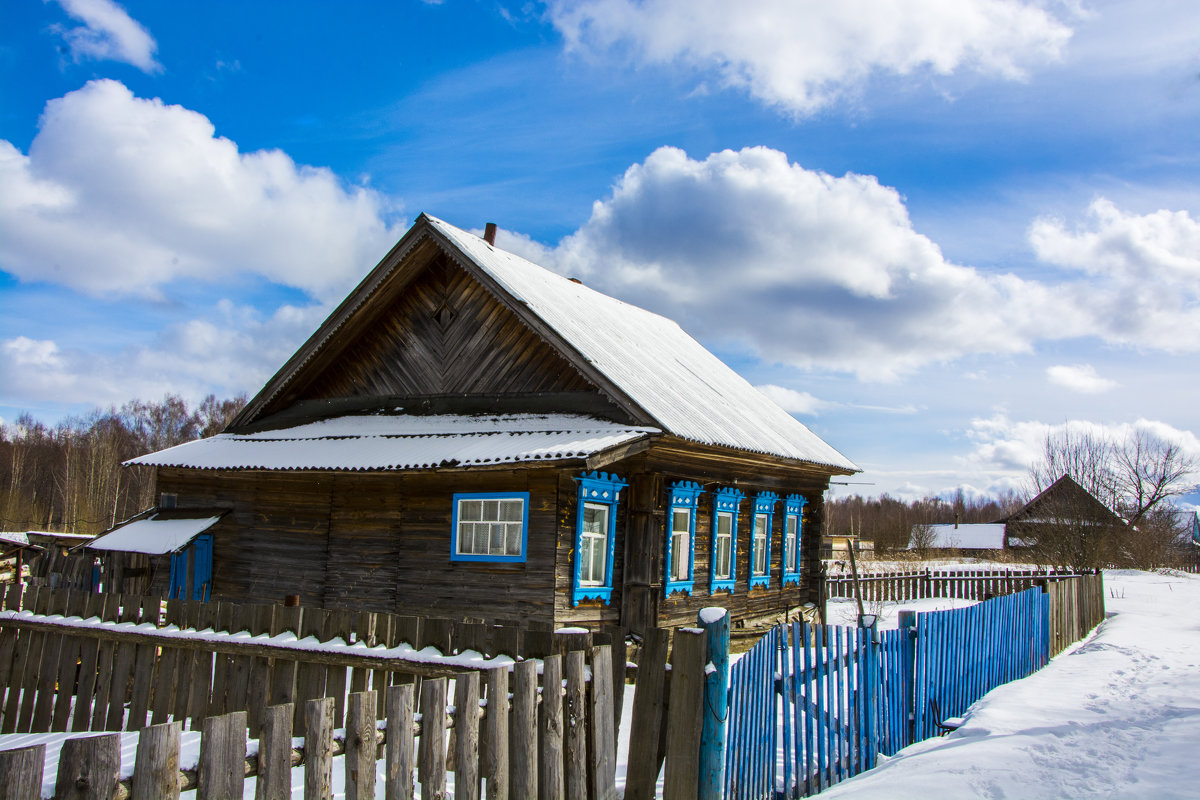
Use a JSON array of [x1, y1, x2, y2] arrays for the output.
[[1, 0, 1198, 505]]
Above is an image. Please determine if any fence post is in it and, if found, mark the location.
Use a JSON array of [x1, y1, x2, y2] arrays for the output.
[[898, 610, 918, 743], [132, 721, 181, 800], [55, 732, 120, 800], [664, 626, 707, 800], [698, 608, 730, 800], [0, 743, 45, 800]]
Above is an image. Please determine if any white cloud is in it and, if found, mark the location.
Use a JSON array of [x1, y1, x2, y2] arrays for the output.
[[0, 80, 405, 302], [523, 146, 1078, 379], [1046, 363, 1118, 393], [755, 384, 826, 415], [1029, 199, 1200, 351], [51, 0, 161, 73], [500, 147, 1200, 380], [0, 301, 327, 409], [546, 0, 1073, 116], [963, 413, 1200, 476]]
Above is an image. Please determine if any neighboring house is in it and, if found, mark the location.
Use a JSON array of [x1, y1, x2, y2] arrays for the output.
[[906, 476, 1128, 562], [91, 214, 858, 632], [1, 531, 95, 589], [1000, 475, 1127, 551], [820, 534, 874, 561]]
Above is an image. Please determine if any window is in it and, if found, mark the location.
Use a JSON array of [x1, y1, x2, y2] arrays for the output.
[[783, 494, 806, 586], [710, 487, 744, 594], [665, 481, 703, 596], [160, 492, 178, 510], [451, 492, 529, 562], [572, 471, 627, 606], [750, 492, 778, 589], [579, 502, 609, 585]]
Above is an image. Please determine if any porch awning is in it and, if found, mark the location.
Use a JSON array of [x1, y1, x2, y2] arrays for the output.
[[87, 514, 223, 555]]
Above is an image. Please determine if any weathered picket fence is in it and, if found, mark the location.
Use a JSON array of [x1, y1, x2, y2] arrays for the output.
[[725, 574, 1103, 799], [0, 584, 736, 799], [824, 567, 1086, 603], [0, 584, 626, 739]]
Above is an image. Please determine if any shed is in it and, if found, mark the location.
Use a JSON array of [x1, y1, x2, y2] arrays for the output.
[[116, 214, 858, 632]]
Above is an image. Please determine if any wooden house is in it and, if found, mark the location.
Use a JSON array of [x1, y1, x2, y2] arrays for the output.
[[1000, 475, 1127, 547], [94, 214, 858, 632]]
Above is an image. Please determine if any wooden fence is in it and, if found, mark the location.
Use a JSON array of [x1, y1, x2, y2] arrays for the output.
[[824, 567, 1087, 603], [0, 584, 626, 738], [0, 585, 729, 799], [1045, 571, 1105, 656], [725, 575, 1103, 798]]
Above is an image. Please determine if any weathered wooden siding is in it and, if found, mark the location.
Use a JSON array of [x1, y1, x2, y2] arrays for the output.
[[393, 470, 559, 624], [599, 444, 833, 630], [156, 467, 563, 625], [290, 255, 595, 401]]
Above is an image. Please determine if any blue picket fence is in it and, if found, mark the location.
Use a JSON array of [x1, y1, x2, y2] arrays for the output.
[[725, 587, 1051, 798]]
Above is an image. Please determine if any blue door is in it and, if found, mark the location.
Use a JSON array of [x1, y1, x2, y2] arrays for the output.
[[169, 534, 214, 601]]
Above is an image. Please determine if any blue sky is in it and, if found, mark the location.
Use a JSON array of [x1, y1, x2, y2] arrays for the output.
[[2, 0, 1198, 504]]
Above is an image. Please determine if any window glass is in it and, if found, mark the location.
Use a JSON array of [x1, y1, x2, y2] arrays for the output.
[[455, 495, 526, 559], [785, 514, 798, 572], [671, 509, 691, 581], [714, 511, 733, 579], [753, 513, 768, 575], [580, 502, 609, 585]]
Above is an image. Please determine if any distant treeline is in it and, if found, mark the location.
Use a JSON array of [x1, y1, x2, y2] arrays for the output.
[[1, 395, 245, 534], [825, 490, 1026, 554]]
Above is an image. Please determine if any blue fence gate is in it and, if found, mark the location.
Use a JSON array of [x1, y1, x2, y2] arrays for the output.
[[724, 587, 1051, 799]]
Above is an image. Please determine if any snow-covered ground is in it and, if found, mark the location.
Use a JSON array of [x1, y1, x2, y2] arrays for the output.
[[819, 569, 1200, 800], [3, 569, 1197, 798]]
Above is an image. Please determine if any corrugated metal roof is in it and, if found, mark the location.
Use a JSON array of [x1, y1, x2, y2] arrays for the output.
[[428, 216, 859, 472], [127, 413, 658, 472], [88, 515, 222, 555]]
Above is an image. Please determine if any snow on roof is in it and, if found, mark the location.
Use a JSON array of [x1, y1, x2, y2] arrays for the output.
[[0, 532, 31, 548], [428, 216, 858, 472], [127, 413, 658, 471], [910, 524, 1008, 550], [88, 515, 222, 555]]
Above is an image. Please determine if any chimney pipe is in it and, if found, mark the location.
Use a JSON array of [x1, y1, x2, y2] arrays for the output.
[[483, 222, 497, 245], [954, 512, 959, 529]]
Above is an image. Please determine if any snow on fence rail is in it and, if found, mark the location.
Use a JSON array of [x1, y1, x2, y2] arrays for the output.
[[823, 567, 1088, 604]]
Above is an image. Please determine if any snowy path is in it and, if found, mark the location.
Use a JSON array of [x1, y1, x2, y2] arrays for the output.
[[818, 569, 1200, 800]]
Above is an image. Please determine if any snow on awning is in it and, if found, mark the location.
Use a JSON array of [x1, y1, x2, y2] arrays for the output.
[[126, 413, 659, 472], [0, 532, 33, 549], [87, 515, 222, 555]]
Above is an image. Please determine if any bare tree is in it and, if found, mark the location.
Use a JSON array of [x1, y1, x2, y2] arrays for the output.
[[1027, 427, 1197, 569], [1111, 429, 1197, 527], [908, 523, 938, 560]]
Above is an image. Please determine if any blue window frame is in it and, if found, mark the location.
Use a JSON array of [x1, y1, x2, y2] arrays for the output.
[[710, 488, 744, 594], [451, 492, 530, 563], [783, 494, 806, 587], [665, 481, 704, 597], [572, 471, 627, 606], [750, 492, 778, 589]]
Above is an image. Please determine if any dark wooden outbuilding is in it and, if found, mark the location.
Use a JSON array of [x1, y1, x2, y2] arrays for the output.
[[106, 214, 858, 632]]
